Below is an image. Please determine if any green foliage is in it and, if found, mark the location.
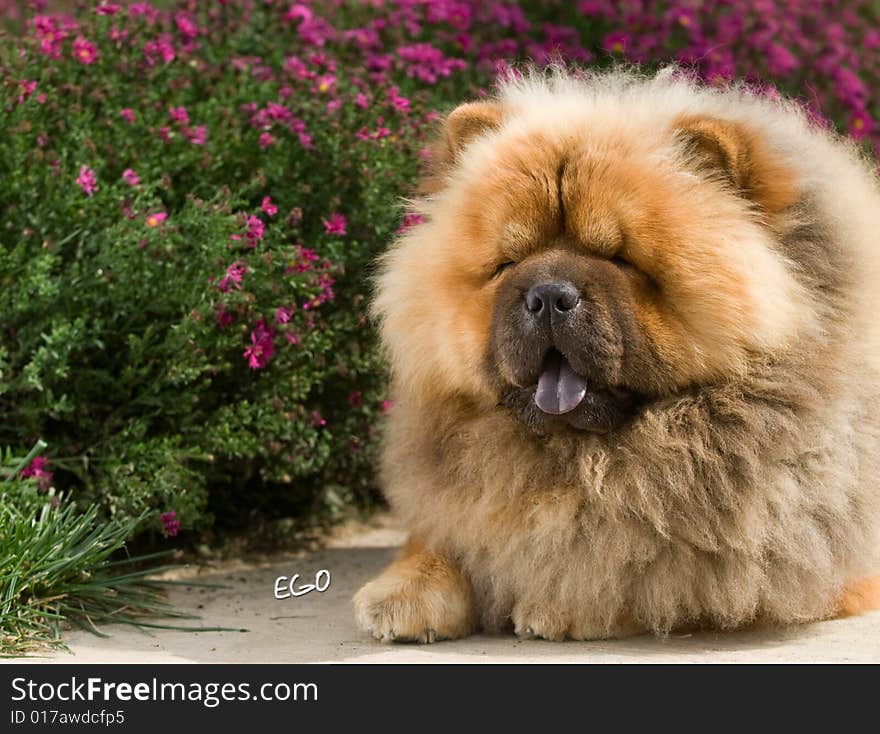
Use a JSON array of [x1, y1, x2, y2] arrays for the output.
[[0, 443, 212, 657]]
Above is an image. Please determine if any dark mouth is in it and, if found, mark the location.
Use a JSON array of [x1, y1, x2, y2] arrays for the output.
[[502, 348, 643, 434]]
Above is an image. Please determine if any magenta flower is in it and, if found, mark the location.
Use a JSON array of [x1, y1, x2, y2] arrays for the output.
[[186, 125, 207, 145], [314, 74, 337, 94], [322, 212, 347, 236], [129, 3, 159, 21], [17, 80, 37, 105], [76, 165, 98, 196], [21, 455, 53, 482], [174, 12, 198, 40], [217, 261, 247, 292], [850, 110, 875, 141], [381, 399, 394, 415], [261, 197, 278, 216], [259, 132, 275, 148], [310, 410, 327, 428], [216, 305, 234, 329], [397, 212, 426, 233], [169, 106, 189, 124], [119, 108, 136, 123], [388, 86, 411, 113], [275, 306, 292, 324], [602, 31, 630, 56], [160, 510, 180, 537], [145, 211, 167, 227], [72, 36, 99, 65], [766, 43, 799, 76], [347, 391, 364, 407], [32, 15, 64, 59], [122, 168, 140, 186], [143, 34, 176, 65], [285, 4, 313, 24], [95, 3, 121, 16], [243, 320, 276, 369], [397, 43, 467, 84], [243, 214, 265, 247]]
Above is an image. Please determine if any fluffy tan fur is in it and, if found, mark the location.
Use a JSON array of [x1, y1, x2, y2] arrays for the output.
[[353, 68, 880, 642]]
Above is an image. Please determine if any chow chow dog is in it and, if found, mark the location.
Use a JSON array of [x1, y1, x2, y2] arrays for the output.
[[353, 68, 880, 642]]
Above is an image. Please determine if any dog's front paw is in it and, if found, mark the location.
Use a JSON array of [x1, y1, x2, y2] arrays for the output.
[[512, 602, 643, 641], [354, 550, 475, 644], [512, 604, 570, 641]]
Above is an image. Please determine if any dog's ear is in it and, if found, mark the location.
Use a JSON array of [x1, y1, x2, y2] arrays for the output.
[[421, 101, 503, 194], [673, 114, 797, 214]]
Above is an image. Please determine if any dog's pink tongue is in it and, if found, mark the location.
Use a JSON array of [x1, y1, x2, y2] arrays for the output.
[[535, 351, 588, 415]]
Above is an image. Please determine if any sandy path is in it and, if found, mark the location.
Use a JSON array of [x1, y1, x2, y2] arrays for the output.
[[10, 516, 880, 664]]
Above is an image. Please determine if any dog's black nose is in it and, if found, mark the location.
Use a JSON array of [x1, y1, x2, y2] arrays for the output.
[[525, 282, 580, 318]]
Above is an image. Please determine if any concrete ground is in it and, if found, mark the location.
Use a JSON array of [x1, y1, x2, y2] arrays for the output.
[[10, 515, 880, 664]]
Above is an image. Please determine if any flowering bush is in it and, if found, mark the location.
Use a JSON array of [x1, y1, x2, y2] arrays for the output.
[[1, 1, 877, 541]]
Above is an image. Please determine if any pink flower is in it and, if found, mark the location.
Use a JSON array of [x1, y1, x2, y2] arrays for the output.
[[381, 399, 394, 415], [129, 3, 159, 21], [258, 132, 275, 148], [21, 455, 53, 482], [850, 110, 875, 141], [186, 125, 207, 145], [174, 12, 198, 40], [243, 320, 276, 369], [355, 92, 369, 109], [348, 391, 363, 407], [396, 43, 467, 84], [17, 80, 37, 104], [216, 305, 234, 329], [397, 212, 425, 233], [72, 36, 99, 64], [274, 306, 292, 324], [388, 86, 410, 113], [76, 165, 98, 196], [322, 212, 347, 235], [95, 3, 121, 15], [314, 74, 336, 94], [766, 43, 799, 76], [160, 511, 180, 537], [119, 108, 136, 123], [243, 214, 265, 247], [169, 106, 189, 124], [602, 31, 630, 56], [285, 4, 313, 24], [310, 410, 327, 428], [32, 15, 64, 59], [261, 196, 278, 216], [145, 211, 167, 227], [217, 261, 247, 292], [122, 168, 140, 186], [143, 34, 175, 65]]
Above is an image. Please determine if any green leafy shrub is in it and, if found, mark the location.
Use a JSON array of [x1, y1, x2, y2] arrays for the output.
[[0, 443, 207, 656]]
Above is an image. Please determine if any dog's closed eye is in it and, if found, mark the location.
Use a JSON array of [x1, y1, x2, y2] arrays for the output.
[[491, 261, 516, 279]]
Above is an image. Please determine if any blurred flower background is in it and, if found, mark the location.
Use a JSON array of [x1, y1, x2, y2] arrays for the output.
[[0, 0, 878, 650]]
